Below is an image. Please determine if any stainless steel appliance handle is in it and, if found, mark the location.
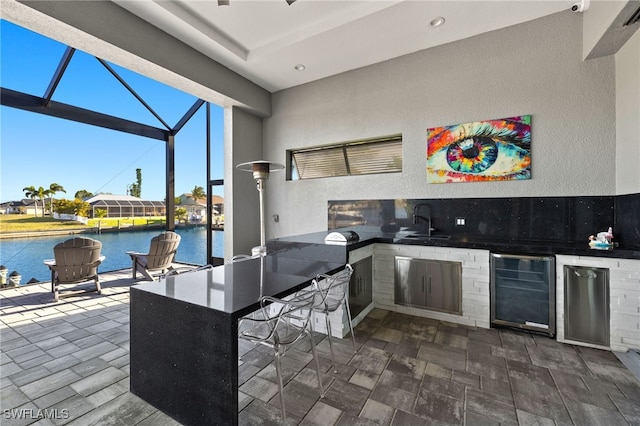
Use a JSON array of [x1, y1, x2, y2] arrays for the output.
[[574, 270, 597, 279]]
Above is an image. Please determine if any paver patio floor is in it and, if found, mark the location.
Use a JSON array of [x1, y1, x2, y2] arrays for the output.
[[2, 270, 639, 425]]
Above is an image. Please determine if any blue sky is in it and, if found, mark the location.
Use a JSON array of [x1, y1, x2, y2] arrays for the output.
[[1, 20, 225, 203]]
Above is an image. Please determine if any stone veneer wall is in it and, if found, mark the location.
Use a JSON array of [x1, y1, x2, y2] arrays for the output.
[[556, 255, 640, 352], [373, 244, 491, 328]]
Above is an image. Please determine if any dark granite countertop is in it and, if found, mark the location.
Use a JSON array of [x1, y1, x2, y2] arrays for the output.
[[133, 226, 637, 317], [132, 255, 344, 317], [269, 226, 640, 260]]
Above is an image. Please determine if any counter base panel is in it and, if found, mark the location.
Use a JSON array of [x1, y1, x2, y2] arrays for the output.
[[130, 287, 238, 425]]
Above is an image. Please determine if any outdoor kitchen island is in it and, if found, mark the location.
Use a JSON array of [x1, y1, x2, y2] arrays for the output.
[[130, 225, 640, 425], [129, 253, 344, 426]]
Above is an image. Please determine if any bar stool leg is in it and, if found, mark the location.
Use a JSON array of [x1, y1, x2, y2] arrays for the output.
[[344, 299, 356, 351], [308, 329, 325, 398], [324, 313, 338, 373], [274, 348, 286, 421]]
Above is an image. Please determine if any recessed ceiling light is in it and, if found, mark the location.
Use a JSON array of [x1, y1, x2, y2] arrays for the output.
[[294, 64, 306, 71], [430, 16, 445, 27]]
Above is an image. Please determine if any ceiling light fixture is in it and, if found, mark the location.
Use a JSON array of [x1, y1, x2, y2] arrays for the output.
[[430, 16, 446, 27], [294, 64, 306, 71]]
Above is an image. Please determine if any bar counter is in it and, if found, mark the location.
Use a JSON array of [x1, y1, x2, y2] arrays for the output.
[[130, 254, 344, 426]]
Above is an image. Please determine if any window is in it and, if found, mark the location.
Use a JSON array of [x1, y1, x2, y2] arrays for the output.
[[288, 134, 402, 180]]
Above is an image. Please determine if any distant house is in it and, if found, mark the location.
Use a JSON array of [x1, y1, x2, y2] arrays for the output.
[[86, 194, 166, 218], [212, 195, 224, 218], [0, 198, 51, 215], [0, 200, 25, 214], [178, 193, 224, 223]]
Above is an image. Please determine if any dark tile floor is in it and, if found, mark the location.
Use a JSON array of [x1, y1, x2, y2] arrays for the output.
[[2, 277, 639, 425], [238, 309, 640, 425]]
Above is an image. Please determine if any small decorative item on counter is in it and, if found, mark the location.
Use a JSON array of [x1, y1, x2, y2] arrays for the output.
[[588, 227, 615, 250]]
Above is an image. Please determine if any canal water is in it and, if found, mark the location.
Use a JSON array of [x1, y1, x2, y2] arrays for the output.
[[0, 227, 223, 284]]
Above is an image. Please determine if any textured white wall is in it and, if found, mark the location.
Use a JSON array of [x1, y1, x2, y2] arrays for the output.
[[615, 30, 640, 195], [225, 107, 264, 257], [264, 11, 616, 238]]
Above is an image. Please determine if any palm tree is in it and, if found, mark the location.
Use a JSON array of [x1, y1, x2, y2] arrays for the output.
[[48, 183, 66, 199], [22, 186, 38, 216], [191, 185, 205, 201], [22, 185, 50, 217], [128, 168, 142, 198], [47, 183, 66, 214], [74, 189, 94, 200]]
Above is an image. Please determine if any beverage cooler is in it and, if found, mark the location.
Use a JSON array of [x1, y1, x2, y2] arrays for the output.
[[490, 253, 555, 336]]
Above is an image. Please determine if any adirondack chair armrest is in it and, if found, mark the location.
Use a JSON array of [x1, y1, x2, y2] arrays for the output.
[[48, 263, 63, 273], [46, 255, 104, 272], [126, 251, 147, 258]]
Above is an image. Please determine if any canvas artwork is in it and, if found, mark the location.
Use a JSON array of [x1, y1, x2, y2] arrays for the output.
[[427, 115, 531, 183]]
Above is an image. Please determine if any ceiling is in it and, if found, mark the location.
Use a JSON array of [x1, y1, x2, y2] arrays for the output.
[[113, 0, 577, 93]]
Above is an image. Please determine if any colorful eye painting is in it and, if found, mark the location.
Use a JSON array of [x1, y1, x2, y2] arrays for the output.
[[427, 115, 531, 183]]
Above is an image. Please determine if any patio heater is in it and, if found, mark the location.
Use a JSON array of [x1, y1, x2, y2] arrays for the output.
[[236, 160, 284, 256]]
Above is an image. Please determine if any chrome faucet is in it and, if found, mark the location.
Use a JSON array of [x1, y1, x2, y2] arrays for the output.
[[412, 203, 435, 236]]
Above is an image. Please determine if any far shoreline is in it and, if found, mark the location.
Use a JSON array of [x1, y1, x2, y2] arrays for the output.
[[0, 222, 223, 240]]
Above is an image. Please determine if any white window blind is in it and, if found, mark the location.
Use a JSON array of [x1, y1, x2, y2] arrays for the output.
[[290, 135, 402, 180]]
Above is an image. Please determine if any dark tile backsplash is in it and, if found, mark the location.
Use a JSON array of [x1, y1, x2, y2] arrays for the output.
[[615, 193, 640, 248], [328, 193, 639, 249]]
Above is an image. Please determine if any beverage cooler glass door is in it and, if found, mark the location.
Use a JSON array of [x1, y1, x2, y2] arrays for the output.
[[491, 254, 555, 335]]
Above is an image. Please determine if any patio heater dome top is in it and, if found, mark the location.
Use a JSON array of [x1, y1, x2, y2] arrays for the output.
[[236, 160, 284, 180], [235, 160, 284, 256]]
